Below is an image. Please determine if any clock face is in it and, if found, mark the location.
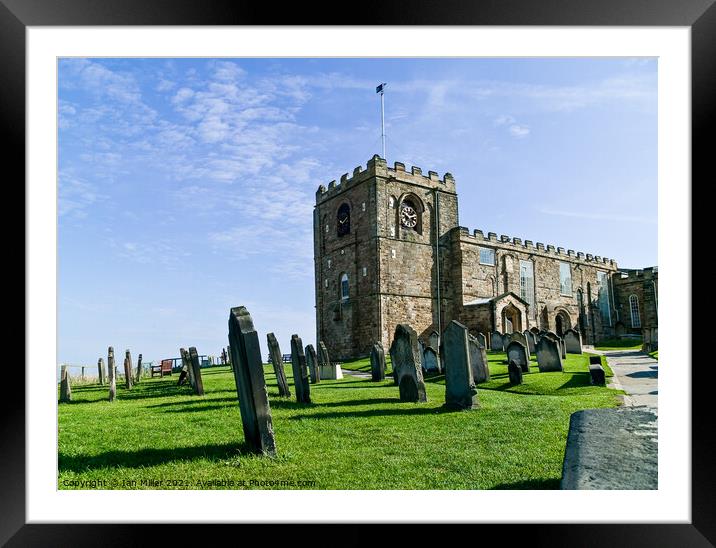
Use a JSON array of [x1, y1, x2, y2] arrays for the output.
[[400, 204, 418, 228], [337, 208, 350, 236]]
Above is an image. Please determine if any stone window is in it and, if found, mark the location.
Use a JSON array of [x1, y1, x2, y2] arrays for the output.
[[324, 279, 328, 288], [362, 202, 366, 212], [391, 249, 396, 259], [362, 267, 367, 277], [327, 259, 332, 269], [337, 203, 350, 237], [479, 247, 495, 265], [559, 262, 572, 296], [519, 260, 535, 309], [340, 273, 349, 301], [629, 294, 641, 328], [596, 271, 611, 326]]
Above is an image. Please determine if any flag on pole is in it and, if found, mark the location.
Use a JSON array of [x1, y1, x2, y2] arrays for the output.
[[376, 83, 386, 94]]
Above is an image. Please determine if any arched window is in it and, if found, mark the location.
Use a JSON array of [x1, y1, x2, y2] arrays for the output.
[[397, 194, 424, 234], [629, 294, 641, 328], [340, 273, 349, 301], [337, 203, 350, 237]]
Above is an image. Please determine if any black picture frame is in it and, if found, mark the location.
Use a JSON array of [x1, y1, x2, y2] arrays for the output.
[[6, 0, 709, 544]]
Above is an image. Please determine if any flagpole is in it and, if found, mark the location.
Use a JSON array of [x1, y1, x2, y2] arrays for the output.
[[377, 83, 386, 160]]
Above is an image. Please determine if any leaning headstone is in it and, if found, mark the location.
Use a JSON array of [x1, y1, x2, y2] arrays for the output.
[[370, 342, 386, 381], [564, 329, 583, 354], [59, 365, 72, 402], [97, 358, 105, 385], [468, 334, 490, 384], [266, 332, 291, 397], [508, 359, 523, 385], [305, 344, 320, 384], [589, 364, 606, 385], [108, 347, 116, 402], [135, 353, 143, 383], [443, 321, 478, 409], [227, 306, 277, 456], [506, 340, 530, 373], [524, 330, 536, 353], [476, 332, 487, 349], [188, 347, 205, 396], [511, 331, 531, 360], [124, 350, 133, 389], [536, 336, 563, 372], [423, 346, 440, 374], [490, 331, 504, 351], [290, 334, 311, 403], [389, 324, 428, 403]]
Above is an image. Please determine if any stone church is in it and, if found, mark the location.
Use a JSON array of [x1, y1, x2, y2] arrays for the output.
[[313, 155, 658, 360]]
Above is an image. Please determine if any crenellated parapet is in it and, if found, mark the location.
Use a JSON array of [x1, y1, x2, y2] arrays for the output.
[[453, 226, 618, 268], [316, 155, 457, 204]]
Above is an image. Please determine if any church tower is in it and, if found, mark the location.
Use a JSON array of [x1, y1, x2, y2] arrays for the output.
[[313, 155, 459, 360]]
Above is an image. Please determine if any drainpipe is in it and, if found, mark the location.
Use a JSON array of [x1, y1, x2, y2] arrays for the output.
[[434, 189, 442, 337]]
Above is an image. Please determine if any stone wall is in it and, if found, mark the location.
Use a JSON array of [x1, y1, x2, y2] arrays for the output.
[[612, 267, 658, 334]]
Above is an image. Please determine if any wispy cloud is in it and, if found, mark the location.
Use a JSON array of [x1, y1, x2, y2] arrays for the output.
[[538, 207, 657, 225]]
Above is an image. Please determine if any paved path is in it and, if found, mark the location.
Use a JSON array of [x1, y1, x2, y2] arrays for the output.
[[341, 368, 372, 379], [596, 349, 658, 409]]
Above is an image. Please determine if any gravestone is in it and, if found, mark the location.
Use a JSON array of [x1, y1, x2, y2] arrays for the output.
[[97, 358, 105, 385], [530, 327, 540, 335], [428, 330, 440, 353], [179, 348, 194, 388], [508, 359, 523, 385], [564, 329, 583, 354], [589, 355, 601, 366], [490, 331, 504, 351], [423, 346, 441, 374], [443, 321, 478, 409], [318, 341, 342, 380], [124, 350, 133, 389], [135, 353, 143, 383], [370, 342, 386, 381], [59, 365, 72, 402], [502, 333, 513, 347], [290, 334, 311, 403], [266, 332, 291, 397], [227, 306, 277, 456], [523, 330, 536, 353], [506, 340, 530, 373], [468, 334, 490, 384], [108, 347, 116, 402], [510, 331, 531, 360], [188, 347, 205, 395], [305, 344, 320, 384], [589, 364, 606, 385], [536, 336, 563, 372], [389, 324, 428, 403], [476, 332, 487, 349], [560, 338, 567, 359]]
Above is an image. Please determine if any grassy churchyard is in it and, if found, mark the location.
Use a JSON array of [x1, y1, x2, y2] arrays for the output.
[[58, 350, 621, 490]]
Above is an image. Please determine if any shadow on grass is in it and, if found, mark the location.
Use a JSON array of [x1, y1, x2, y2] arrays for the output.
[[267, 397, 398, 411], [160, 404, 238, 414], [147, 397, 238, 409], [59, 441, 252, 473], [289, 404, 455, 421], [492, 478, 560, 490]]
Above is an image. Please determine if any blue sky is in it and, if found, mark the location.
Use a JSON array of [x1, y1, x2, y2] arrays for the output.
[[58, 57, 657, 367]]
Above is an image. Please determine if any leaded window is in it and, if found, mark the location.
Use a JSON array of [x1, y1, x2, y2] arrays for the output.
[[479, 247, 495, 266], [519, 260, 535, 310], [559, 262, 572, 296], [340, 273, 349, 301], [630, 294, 641, 328], [597, 271, 611, 326]]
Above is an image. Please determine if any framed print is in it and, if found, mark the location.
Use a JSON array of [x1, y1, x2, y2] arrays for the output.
[[7, 0, 712, 544]]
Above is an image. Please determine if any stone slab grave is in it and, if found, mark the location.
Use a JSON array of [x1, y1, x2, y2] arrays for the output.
[[563, 329, 583, 354], [266, 332, 291, 397], [389, 324, 428, 403], [423, 346, 441, 374], [510, 331, 531, 360], [59, 365, 72, 402], [523, 330, 536, 353], [318, 341, 342, 380], [108, 346, 116, 402], [228, 306, 277, 456], [370, 342, 386, 381], [490, 331, 504, 351], [561, 406, 657, 489], [123, 349, 133, 389], [188, 347, 205, 395], [476, 332, 487, 349], [536, 336, 563, 372], [443, 321, 478, 409], [97, 357, 105, 385], [508, 359, 523, 385], [589, 364, 606, 385], [290, 334, 311, 403], [468, 334, 490, 384], [506, 340, 530, 373], [305, 344, 320, 384]]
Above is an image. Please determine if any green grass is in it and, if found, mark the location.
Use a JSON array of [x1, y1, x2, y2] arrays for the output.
[[594, 337, 643, 351], [58, 353, 623, 490], [649, 351, 658, 360]]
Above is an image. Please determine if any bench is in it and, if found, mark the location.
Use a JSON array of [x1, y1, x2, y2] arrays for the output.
[[151, 359, 173, 378]]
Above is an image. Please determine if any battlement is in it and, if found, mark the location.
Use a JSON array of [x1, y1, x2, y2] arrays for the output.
[[617, 266, 658, 279], [316, 155, 456, 203], [455, 226, 618, 268]]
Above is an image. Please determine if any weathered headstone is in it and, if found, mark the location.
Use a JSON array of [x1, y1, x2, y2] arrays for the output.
[[124, 350, 133, 389], [475, 332, 487, 349], [523, 330, 536, 353], [506, 340, 530, 373], [468, 334, 490, 384], [564, 329, 583, 354], [228, 306, 277, 456], [135, 353, 143, 383], [290, 334, 311, 403], [389, 324, 428, 403], [443, 321, 478, 409], [108, 347, 116, 402], [317, 340, 342, 380], [560, 338, 567, 359], [589, 364, 606, 385], [490, 331, 504, 351], [305, 344, 320, 384], [188, 347, 205, 395], [179, 347, 195, 389], [266, 332, 291, 397], [589, 355, 601, 366], [370, 342, 386, 381], [59, 365, 72, 402], [530, 327, 540, 335], [97, 358, 105, 385], [502, 333, 513, 347], [508, 359, 523, 385], [428, 330, 440, 353], [423, 346, 441, 374], [511, 331, 531, 360], [536, 336, 563, 372]]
